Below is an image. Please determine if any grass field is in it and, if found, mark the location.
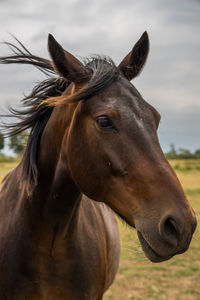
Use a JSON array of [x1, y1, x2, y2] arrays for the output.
[[0, 160, 200, 300]]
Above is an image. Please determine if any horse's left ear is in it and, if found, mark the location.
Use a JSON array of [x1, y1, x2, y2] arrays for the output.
[[48, 34, 89, 83], [118, 31, 149, 81]]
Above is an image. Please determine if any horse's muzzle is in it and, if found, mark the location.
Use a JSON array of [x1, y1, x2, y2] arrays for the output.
[[137, 211, 197, 263]]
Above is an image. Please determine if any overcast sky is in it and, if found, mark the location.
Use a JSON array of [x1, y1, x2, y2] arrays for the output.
[[0, 0, 199, 152]]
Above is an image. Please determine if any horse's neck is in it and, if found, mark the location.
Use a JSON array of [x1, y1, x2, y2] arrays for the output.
[[41, 155, 81, 227], [0, 108, 83, 296], [35, 102, 81, 226], [0, 101, 81, 239], [0, 100, 80, 236], [37, 102, 76, 184]]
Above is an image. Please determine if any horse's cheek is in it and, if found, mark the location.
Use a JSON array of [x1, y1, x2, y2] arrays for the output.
[[67, 125, 108, 200]]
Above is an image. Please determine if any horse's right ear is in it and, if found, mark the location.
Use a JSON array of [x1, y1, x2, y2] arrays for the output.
[[48, 34, 88, 83]]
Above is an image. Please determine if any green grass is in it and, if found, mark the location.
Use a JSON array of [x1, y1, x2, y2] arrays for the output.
[[1, 160, 200, 300], [0, 153, 17, 163]]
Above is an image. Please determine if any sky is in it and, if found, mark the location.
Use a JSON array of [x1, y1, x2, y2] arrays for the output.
[[0, 0, 199, 153]]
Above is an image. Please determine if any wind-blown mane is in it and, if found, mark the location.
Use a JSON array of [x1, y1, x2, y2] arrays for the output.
[[0, 38, 69, 194], [0, 38, 119, 195]]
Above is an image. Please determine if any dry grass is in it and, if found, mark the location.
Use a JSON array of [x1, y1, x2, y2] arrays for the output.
[[0, 159, 200, 299], [0, 162, 17, 183]]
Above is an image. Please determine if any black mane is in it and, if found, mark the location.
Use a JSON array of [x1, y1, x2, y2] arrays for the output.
[[0, 38, 119, 194]]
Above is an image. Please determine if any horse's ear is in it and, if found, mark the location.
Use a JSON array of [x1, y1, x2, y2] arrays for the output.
[[48, 34, 88, 83], [118, 31, 149, 81]]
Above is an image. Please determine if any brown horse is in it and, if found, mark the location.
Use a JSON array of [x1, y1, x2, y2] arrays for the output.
[[0, 32, 197, 299]]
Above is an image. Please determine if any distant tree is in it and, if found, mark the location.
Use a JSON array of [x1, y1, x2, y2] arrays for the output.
[[178, 148, 192, 159], [0, 131, 4, 152], [194, 149, 200, 158], [166, 145, 200, 159], [9, 131, 28, 155], [169, 144, 176, 155], [165, 143, 177, 159]]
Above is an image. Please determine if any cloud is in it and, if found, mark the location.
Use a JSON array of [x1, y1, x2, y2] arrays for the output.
[[0, 0, 199, 151]]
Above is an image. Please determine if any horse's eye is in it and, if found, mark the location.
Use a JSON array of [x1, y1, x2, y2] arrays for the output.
[[96, 116, 114, 129]]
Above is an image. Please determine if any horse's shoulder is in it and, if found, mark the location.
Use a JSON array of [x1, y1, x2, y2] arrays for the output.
[[80, 196, 120, 292]]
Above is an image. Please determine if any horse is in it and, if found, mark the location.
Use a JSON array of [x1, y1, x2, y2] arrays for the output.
[[0, 32, 197, 300]]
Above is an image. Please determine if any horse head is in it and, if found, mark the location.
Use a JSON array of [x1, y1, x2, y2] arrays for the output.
[[47, 32, 197, 262]]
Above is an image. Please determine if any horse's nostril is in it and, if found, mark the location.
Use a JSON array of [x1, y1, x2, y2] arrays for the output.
[[159, 215, 180, 246], [164, 218, 178, 238]]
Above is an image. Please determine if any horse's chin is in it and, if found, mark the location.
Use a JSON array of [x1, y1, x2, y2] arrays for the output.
[[137, 231, 172, 263]]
